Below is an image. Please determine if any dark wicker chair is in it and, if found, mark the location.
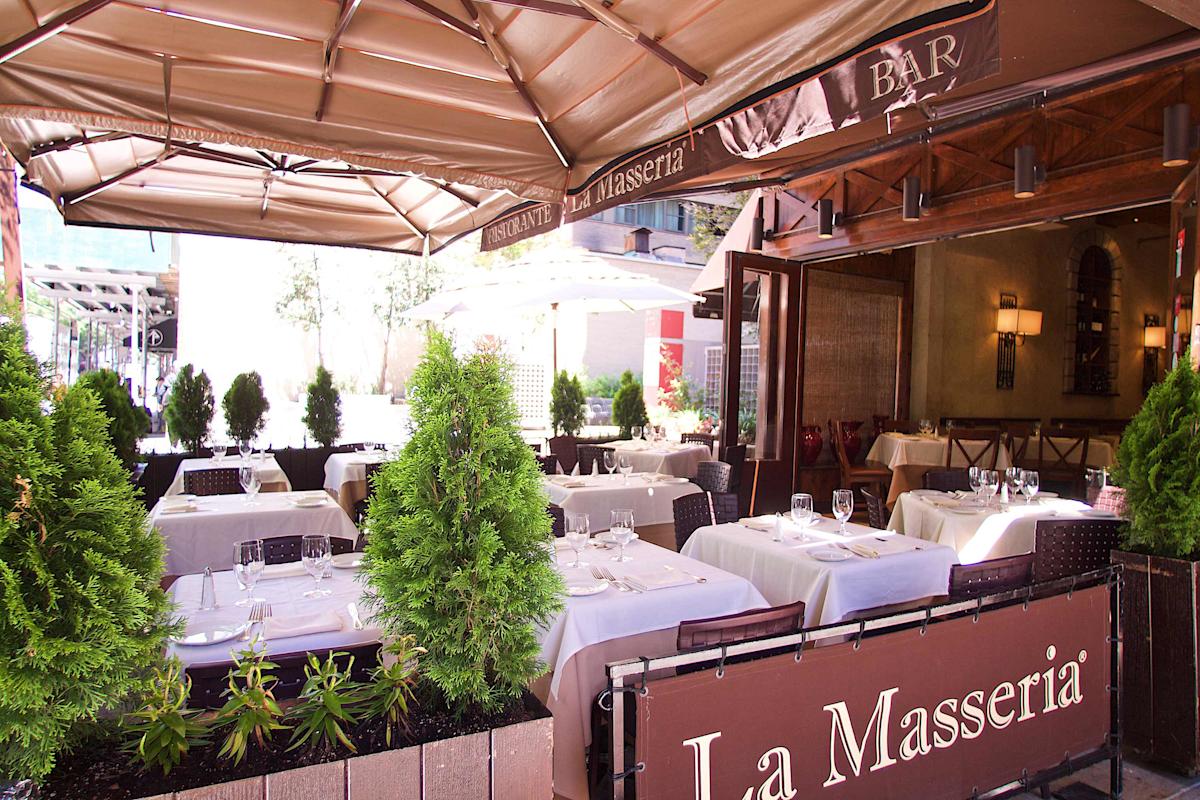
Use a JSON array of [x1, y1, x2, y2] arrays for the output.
[[261, 534, 355, 565], [1032, 518, 1123, 583], [831, 420, 890, 498], [881, 419, 917, 434], [183, 467, 244, 496], [549, 503, 565, 538], [677, 601, 806, 652], [188, 643, 379, 708], [352, 461, 385, 527], [945, 427, 1001, 470], [548, 435, 578, 474], [922, 468, 972, 492], [694, 460, 733, 493], [576, 444, 613, 476], [1036, 427, 1091, 498], [860, 488, 887, 530], [536, 454, 559, 474], [1001, 422, 1038, 468], [680, 432, 716, 448], [948, 553, 1035, 600], [723, 443, 747, 491], [1093, 486, 1127, 517], [673, 491, 739, 550]]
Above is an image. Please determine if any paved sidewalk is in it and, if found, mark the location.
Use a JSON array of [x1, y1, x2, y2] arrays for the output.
[[1017, 759, 1200, 799]]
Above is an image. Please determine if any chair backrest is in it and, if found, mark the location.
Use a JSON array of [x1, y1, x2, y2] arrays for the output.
[[681, 432, 716, 447], [1001, 422, 1038, 467], [1037, 427, 1091, 476], [261, 534, 354, 565], [922, 468, 972, 492], [677, 601, 806, 652], [948, 553, 1035, 600], [548, 504, 565, 538], [882, 419, 917, 434], [722, 444, 747, 492], [1093, 486, 1127, 517], [548, 435, 578, 474], [860, 488, 886, 530], [672, 491, 738, 550], [829, 420, 856, 480], [535, 454, 558, 474], [576, 444, 613, 476], [694, 460, 733, 493], [945, 427, 1001, 469], [183, 467, 244, 496], [1032, 518, 1123, 583]]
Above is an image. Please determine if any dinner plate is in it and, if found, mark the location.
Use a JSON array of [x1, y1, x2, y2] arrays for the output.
[[564, 577, 608, 596], [171, 623, 249, 647], [910, 489, 946, 497], [331, 552, 363, 569], [660, 477, 690, 484], [810, 548, 853, 562], [291, 495, 329, 508], [947, 507, 987, 515], [595, 531, 640, 544]]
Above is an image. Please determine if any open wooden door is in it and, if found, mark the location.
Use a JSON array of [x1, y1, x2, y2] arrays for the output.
[[1169, 166, 1198, 367]]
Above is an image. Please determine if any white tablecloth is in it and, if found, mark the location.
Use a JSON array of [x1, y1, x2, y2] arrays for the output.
[[543, 473, 700, 529], [605, 439, 713, 478], [1026, 435, 1115, 468], [887, 491, 1098, 564], [680, 517, 958, 626], [168, 565, 376, 667], [166, 456, 291, 495], [867, 432, 1012, 470], [322, 451, 390, 493], [151, 491, 360, 575]]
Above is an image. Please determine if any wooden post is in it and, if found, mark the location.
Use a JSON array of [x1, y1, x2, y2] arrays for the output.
[[0, 146, 21, 304]]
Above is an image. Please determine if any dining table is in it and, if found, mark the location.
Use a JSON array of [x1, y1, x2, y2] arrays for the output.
[[604, 438, 714, 478], [323, 449, 391, 515], [679, 515, 958, 626], [150, 490, 360, 576], [866, 432, 1013, 506], [165, 455, 292, 495], [887, 489, 1112, 563], [543, 471, 700, 530]]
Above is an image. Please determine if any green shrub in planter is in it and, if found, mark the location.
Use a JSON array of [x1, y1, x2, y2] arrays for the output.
[[223, 371, 270, 446], [302, 365, 342, 448], [1114, 352, 1200, 559], [549, 370, 586, 436], [163, 364, 214, 453], [364, 332, 563, 714], [75, 369, 150, 469], [0, 306, 174, 782], [612, 369, 648, 438]]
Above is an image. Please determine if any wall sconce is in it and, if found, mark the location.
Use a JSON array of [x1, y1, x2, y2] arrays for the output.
[[817, 197, 837, 239], [1013, 145, 1045, 198], [996, 293, 1041, 389], [1163, 103, 1198, 168], [1143, 313, 1166, 392], [750, 194, 765, 251], [902, 175, 922, 222]]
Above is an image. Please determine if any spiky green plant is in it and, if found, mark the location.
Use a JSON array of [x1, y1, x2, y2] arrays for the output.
[[285, 651, 363, 754], [549, 370, 586, 436], [302, 365, 342, 448], [122, 660, 209, 775], [222, 371, 270, 446], [360, 637, 423, 746], [213, 646, 288, 764], [612, 369, 648, 438], [364, 331, 563, 714], [163, 364, 214, 453]]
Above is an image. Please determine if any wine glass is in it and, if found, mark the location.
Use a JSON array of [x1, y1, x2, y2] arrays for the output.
[[1005, 466, 1025, 502], [603, 450, 617, 480], [212, 441, 227, 463], [238, 441, 252, 461], [238, 465, 260, 505], [631, 425, 642, 441], [1021, 470, 1040, 503], [791, 493, 814, 541], [918, 419, 933, 436], [968, 466, 982, 501], [363, 440, 376, 453], [982, 470, 1000, 508], [609, 509, 635, 562], [565, 512, 590, 568], [832, 489, 854, 536], [618, 453, 633, 485], [233, 539, 265, 607], [301, 534, 332, 598]]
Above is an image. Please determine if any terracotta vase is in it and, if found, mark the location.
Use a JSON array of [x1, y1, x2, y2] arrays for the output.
[[799, 425, 823, 465], [841, 420, 864, 464]]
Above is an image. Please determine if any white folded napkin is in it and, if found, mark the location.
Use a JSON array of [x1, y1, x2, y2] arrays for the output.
[[160, 501, 198, 514], [261, 562, 307, 579], [570, 461, 580, 476], [621, 569, 692, 591], [263, 610, 343, 640], [845, 543, 881, 559], [738, 515, 777, 532]]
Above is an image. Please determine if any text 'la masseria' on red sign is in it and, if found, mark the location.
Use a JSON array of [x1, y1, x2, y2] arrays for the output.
[[633, 586, 1110, 800]]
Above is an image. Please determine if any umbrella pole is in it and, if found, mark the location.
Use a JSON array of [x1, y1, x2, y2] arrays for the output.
[[551, 302, 558, 375]]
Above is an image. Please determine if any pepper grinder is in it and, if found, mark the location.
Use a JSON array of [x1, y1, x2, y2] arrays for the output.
[[199, 566, 218, 611]]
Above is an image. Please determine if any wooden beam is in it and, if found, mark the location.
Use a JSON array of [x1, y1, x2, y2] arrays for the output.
[[932, 142, 1012, 183], [0, 0, 112, 64], [316, 0, 364, 121], [1053, 107, 1160, 150], [397, 0, 484, 42], [1135, 0, 1200, 30], [476, 0, 591, 19], [1053, 76, 1179, 167], [1, 147, 22, 303]]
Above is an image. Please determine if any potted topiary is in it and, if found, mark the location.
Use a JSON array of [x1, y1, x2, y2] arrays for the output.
[[222, 371, 270, 448], [163, 364, 214, 454], [75, 368, 151, 469], [302, 365, 342, 448], [1111, 352, 1200, 773], [612, 369, 648, 438], [550, 370, 586, 437]]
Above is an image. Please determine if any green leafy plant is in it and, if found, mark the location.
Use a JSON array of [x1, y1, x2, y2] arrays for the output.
[[75, 369, 151, 468], [1114, 352, 1200, 559], [223, 371, 270, 446], [122, 660, 209, 775], [164, 363, 214, 453], [612, 370, 649, 438], [364, 331, 563, 714], [285, 651, 364, 754], [302, 365, 342, 447], [550, 371, 587, 436], [361, 637, 424, 746], [214, 646, 288, 764], [0, 303, 174, 781], [657, 344, 704, 413], [582, 374, 622, 398]]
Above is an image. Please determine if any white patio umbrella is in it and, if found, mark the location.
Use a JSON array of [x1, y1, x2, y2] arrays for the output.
[[404, 251, 700, 373]]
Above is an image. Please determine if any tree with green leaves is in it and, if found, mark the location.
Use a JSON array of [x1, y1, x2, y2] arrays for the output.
[[163, 363, 214, 453], [277, 248, 337, 366], [373, 254, 444, 394], [1114, 352, 1200, 559], [223, 372, 270, 446], [612, 369, 649, 438], [75, 368, 150, 468], [550, 370, 586, 436], [363, 331, 562, 714], [302, 366, 342, 448], [687, 192, 749, 259], [0, 303, 174, 782]]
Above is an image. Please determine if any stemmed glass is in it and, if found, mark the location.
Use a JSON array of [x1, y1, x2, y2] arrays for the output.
[[237, 441, 252, 461], [968, 466, 982, 502], [363, 441, 376, 453], [631, 425, 642, 441], [618, 454, 633, 485], [609, 509, 635, 563], [212, 441, 228, 463], [233, 539, 265, 607], [791, 493, 814, 542], [981, 470, 1000, 508], [301, 534, 332, 598], [1005, 467, 1025, 503], [603, 450, 617, 480], [918, 419, 933, 436], [1021, 470, 1040, 503], [238, 465, 261, 505], [565, 512, 590, 568], [832, 489, 854, 536]]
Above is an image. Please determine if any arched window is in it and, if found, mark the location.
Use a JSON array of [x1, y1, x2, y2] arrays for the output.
[[1065, 235, 1122, 395]]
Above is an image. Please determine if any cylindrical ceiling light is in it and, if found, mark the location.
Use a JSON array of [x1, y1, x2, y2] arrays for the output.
[[1014, 144, 1038, 199], [750, 195, 764, 251], [902, 175, 921, 221], [1163, 103, 1193, 167], [817, 198, 834, 239]]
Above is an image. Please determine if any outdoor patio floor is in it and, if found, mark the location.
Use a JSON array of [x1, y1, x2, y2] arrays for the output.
[[1014, 758, 1200, 799]]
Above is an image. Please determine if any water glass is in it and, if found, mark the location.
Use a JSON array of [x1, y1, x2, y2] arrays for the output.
[[918, 419, 933, 436], [968, 466, 982, 500], [363, 441, 376, 453], [631, 425, 642, 441], [603, 450, 617, 478], [790, 493, 814, 541], [609, 509, 636, 562], [982, 470, 1000, 507], [233, 539, 265, 607], [1005, 466, 1025, 500], [212, 442, 228, 463], [238, 441, 252, 461], [302, 534, 332, 598], [618, 453, 633, 484], [832, 489, 854, 535], [1085, 467, 1107, 503], [238, 465, 260, 504], [565, 512, 590, 568], [1021, 470, 1040, 503]]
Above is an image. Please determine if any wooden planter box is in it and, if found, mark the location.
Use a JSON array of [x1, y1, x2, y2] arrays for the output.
[[130, 708, 552, 800], [1113, 550, 1200, 774]]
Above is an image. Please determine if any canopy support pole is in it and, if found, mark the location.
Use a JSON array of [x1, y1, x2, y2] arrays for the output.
[[0, 0, 113, 64], [0, 146, 21, 305]]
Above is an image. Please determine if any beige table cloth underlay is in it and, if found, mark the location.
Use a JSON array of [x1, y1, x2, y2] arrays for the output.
[[323, 450, 391, 516], [887, 490, 1109, 563], [605, 439, 714, 478], [166, 455, 291, 496], [867, 432, 1013, 507], [543, 472, 701, 530], [1022, 434, 1116, 469]]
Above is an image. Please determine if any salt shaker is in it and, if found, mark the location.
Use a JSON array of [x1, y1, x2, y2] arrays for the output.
[[773, 512, 784, 543], [199, 566, 218, 611]]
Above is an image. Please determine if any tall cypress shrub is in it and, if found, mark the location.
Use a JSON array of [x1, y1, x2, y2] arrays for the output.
[[75, 369, 150, 469], [549, 370, 586, 436], [0, 306, 173, 781], [612, 369, 648, 438], [222, 371, 270, 446], [302, 366, 342, 448], [163, 364, 214, 453], [363, 332, 562, 713]]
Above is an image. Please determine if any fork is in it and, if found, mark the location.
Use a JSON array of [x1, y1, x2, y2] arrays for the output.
[[241, 600, 266, 641], [601, 566, 641, 593], [591, 565, 627, 592]]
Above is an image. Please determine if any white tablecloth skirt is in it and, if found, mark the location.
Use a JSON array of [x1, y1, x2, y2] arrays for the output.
[[166, 455, 291, 495], [544, 474, 700, 529], [606, 440, 714, 478]]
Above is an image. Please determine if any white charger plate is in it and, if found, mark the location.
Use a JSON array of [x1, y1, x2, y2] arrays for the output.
[[564, 577, 608, 596], [810, 548, 853, 562], [331, 552, 363, 569], [291, 495, 329, 508], [172, 623, 249, 647]]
